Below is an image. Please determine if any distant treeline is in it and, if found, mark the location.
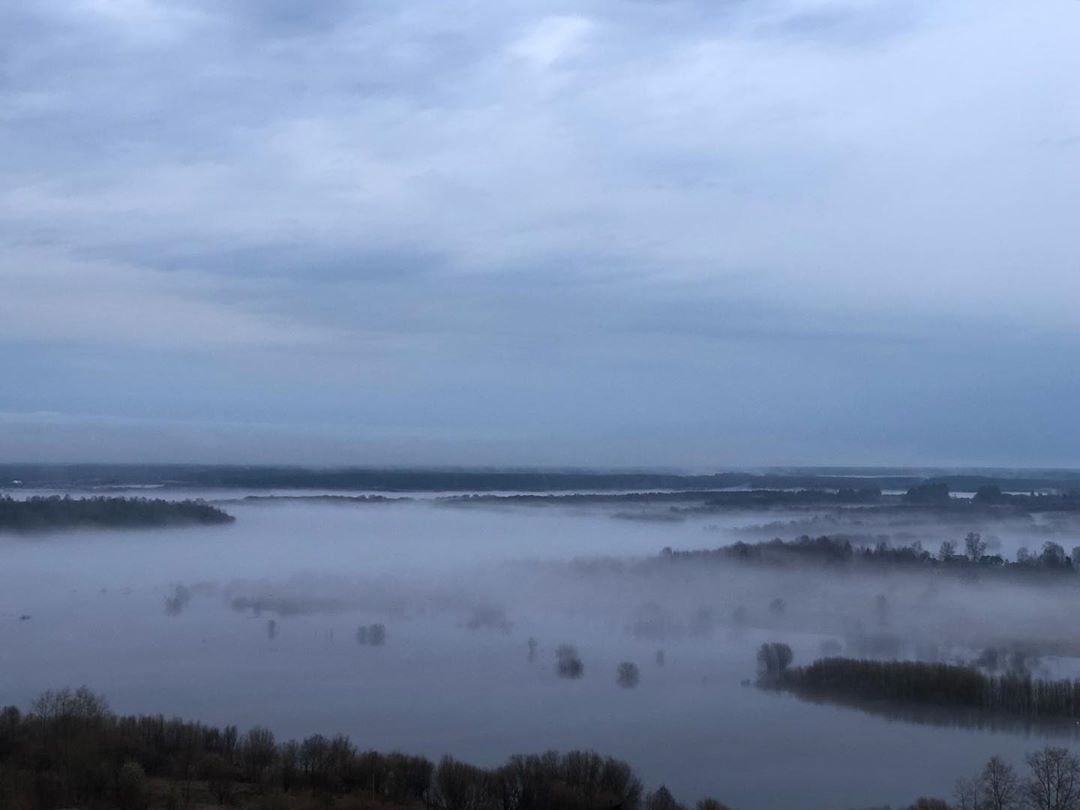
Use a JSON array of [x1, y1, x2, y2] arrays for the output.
[[0, 688, 729, 810], [0, 496, 234, 533], [6, 463, 1080, 494], [905, 482, 1080, 512], [448, 484, 1080, 514], [770, 657, 1080, 726], [450, 487, 884, 508], [664, 534, 1080, 578]]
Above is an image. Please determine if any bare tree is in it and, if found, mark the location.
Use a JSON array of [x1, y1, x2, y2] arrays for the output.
[[981, 755, 1019, 810], [240, 726, 277, 784], [954, 776, 979, 810], [965, 532, 987, 561], [1025, 747, 1080, 810]]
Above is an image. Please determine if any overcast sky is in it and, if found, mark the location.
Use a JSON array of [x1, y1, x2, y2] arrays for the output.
[[2, 0, 1079, 468]]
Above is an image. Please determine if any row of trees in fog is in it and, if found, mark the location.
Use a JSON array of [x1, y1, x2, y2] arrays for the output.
[[769, 657, 1080, 723], [0, 688, 731, 810], [0, 496, 234, 532], [666, 533, 1080, 576]]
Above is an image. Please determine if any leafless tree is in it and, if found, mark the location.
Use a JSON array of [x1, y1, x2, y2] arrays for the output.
[[981, 755, 1019, 810], [1025, 747, 1080, 810], [965, 532, 988, 561], [954, 776, 979, 810]]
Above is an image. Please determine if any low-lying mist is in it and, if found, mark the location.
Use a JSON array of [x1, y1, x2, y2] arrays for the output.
[[3, 494, 1080, 809]]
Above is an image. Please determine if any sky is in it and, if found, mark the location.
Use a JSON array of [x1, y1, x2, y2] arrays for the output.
[[1, 0, 1079, 468]]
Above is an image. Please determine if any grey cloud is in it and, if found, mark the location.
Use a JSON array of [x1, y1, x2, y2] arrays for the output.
[[758, 2, 922, 46], [2, 0, 1079, 465]]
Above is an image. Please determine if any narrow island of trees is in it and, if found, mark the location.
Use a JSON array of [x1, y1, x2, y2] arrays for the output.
[[0, 496, 234, 533], [761, 652, 1080, 728]]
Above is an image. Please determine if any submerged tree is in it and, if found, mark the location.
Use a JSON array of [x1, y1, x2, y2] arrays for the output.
[[556, 644, 584, 679], [356, 623, 387, 647], [756, 643, 794, 679], [617, 662, 640, 689], [875, 594, 891, 627]]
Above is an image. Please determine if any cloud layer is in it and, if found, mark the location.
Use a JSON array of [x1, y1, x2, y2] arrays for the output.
[[2, 0, 1079, 466]]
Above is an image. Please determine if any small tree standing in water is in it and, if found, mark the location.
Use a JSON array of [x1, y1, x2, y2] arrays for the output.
[[756, 642, 793, 680], [556, 644, 584, 679], [356, 623, 387, 646], [617, 662, 640, 688]]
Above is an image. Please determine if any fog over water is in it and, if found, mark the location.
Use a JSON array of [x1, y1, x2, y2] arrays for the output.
[[3, 491, 1080, 809]]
